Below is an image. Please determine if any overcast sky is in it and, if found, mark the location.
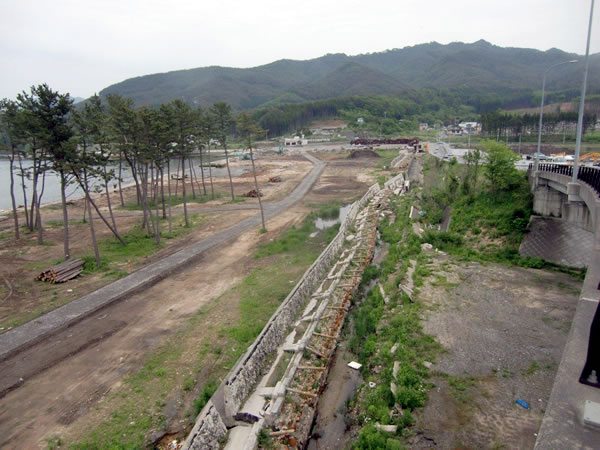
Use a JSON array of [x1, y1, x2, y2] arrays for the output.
[[1, 0, 597, 100]]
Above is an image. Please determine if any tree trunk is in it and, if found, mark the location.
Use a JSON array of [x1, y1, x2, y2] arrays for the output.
[[104, 166, 118, 233], [9, 148, 20, 240], [250, 147, 266, 231], [182, 155, 189, 227], [87, 194, 101, 267], [72, 170, 126, 245], [29, 154, 39, 232], [35, 194, 43, 245], [60, 170, 70, 260], [154, 176, 161, 246], [160, 167, 166, 219], [18, 154, 30, 230], [188, 157, 196, 198], [208, 145, 215, 199], [223, 145, 235, 201], [118, 150, 125, 207], [199, 147, 207, 195], [174, 157, 180, 196], [167, 160, 173, 235]]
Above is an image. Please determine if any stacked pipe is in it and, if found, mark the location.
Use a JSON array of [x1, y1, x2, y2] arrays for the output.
[[36, 258, 84, 283]]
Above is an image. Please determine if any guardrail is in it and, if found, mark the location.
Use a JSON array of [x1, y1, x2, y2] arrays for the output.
[[529, 163, 600, 195]]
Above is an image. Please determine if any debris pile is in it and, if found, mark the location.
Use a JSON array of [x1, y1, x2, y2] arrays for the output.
[[268, 176, 282, 183], [243, 189, 263, 197], [36, 258, 84, 283], [350, 138, 419, 146]]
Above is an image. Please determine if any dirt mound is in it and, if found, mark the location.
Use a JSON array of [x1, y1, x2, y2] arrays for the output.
[[348, 149, 380, 159]]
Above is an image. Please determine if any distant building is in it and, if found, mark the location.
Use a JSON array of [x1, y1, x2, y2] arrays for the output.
[[447, 125, 462, 136], [356, 117, 364, 124], [458, 122, 481, 134], [284, 136, 308, 146], [419, 122, 429, 131]]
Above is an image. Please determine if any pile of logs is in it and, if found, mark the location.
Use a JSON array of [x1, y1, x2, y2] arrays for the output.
[[36, 258, 85, 283]]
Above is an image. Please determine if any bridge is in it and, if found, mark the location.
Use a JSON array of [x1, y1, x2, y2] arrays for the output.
[[530, 164, 600, 448]]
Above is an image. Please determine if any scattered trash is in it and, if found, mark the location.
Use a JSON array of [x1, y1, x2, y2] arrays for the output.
[[345, 234, 355, 242], [390, 343, 399, 354], [421, 243, 433, 251], [375, 423, 398, 433], [423, 361, 433, 369], [348, 361, 362, 370], [516, 399, 530, 409], [409, 205, 421, 219], [242, 189, 263, 197], [368, 381, 377, 388], [67, 289, 73, 293], [234, 412, 260, 424], [309, 232, 318, 238], [378, 282, 390, 304], [268, 176, 282, 183]]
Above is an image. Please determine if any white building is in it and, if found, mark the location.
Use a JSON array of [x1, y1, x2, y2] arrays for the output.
[[284, 136, 308, 146], [458, 122, 481, 134]]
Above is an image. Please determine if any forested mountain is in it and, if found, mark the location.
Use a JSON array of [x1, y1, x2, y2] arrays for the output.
[[98, 40, 600, 111]]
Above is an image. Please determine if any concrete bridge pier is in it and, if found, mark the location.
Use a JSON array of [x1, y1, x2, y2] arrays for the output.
[[530, 168, 600, 448]]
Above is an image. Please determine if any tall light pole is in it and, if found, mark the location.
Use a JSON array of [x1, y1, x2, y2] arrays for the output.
[[534, 59, 578, 171], [572, 0, 595, 183]]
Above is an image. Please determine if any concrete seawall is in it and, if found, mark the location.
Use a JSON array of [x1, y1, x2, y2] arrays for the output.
[[184, 162, 411, 449]]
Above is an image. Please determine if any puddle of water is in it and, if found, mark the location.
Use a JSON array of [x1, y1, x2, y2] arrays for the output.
[[314, 204, 352, 230]]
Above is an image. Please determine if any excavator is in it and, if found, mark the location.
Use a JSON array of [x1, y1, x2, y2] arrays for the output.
[[579, 152, 600, 163]]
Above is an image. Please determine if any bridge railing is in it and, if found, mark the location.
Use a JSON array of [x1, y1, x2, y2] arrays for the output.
[[529, 163, 600, 195]]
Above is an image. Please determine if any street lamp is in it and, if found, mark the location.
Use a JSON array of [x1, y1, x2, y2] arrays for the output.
[[572, 0, 595, 183], [534, 59, 578, 171]]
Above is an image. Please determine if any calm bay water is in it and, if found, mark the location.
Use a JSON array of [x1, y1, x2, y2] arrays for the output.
[[0, 153, 237, 212]]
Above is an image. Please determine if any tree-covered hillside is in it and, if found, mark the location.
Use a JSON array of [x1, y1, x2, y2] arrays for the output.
[[98, 40, 600, 111]]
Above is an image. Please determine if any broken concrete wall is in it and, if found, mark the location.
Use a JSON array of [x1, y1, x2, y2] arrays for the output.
[[183, 182, 382, 449], [185, 401, 228, 450]]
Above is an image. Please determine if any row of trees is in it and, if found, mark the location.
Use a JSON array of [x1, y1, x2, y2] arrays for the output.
[[480, 110, 597, 139], [0, 84, 266, 266]]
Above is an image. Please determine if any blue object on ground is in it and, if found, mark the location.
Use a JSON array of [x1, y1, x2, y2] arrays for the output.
[[516, 399, 530, 409]]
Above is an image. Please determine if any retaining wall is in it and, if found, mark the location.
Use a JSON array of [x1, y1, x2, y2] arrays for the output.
[[184, 180, 383, 449]]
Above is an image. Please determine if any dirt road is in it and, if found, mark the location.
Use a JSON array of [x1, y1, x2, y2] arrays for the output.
[[0, 148, 376, 448]]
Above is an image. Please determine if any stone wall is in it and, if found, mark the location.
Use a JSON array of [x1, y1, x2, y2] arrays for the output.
[[183, 180, 382, 449], [186, 401, 228, 450]]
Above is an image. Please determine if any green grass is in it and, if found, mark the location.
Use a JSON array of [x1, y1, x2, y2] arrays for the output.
[[524, 360, 541, 376], [349, 194, 442, 449], [255, 201, 342, 258], [448, 376, 477, 404], [375, 149, 401, 169]]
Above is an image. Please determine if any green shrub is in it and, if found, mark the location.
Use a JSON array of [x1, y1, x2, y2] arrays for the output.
[[192, 381, 217, 417]]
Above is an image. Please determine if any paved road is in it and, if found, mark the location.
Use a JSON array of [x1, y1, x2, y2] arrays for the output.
[[0, 151, 325, 363]]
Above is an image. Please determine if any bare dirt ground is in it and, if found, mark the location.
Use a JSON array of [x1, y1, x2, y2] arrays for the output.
[[0, 146, 378, 448], [0, 153, 312, 331], [411, 256, 580, 449]]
